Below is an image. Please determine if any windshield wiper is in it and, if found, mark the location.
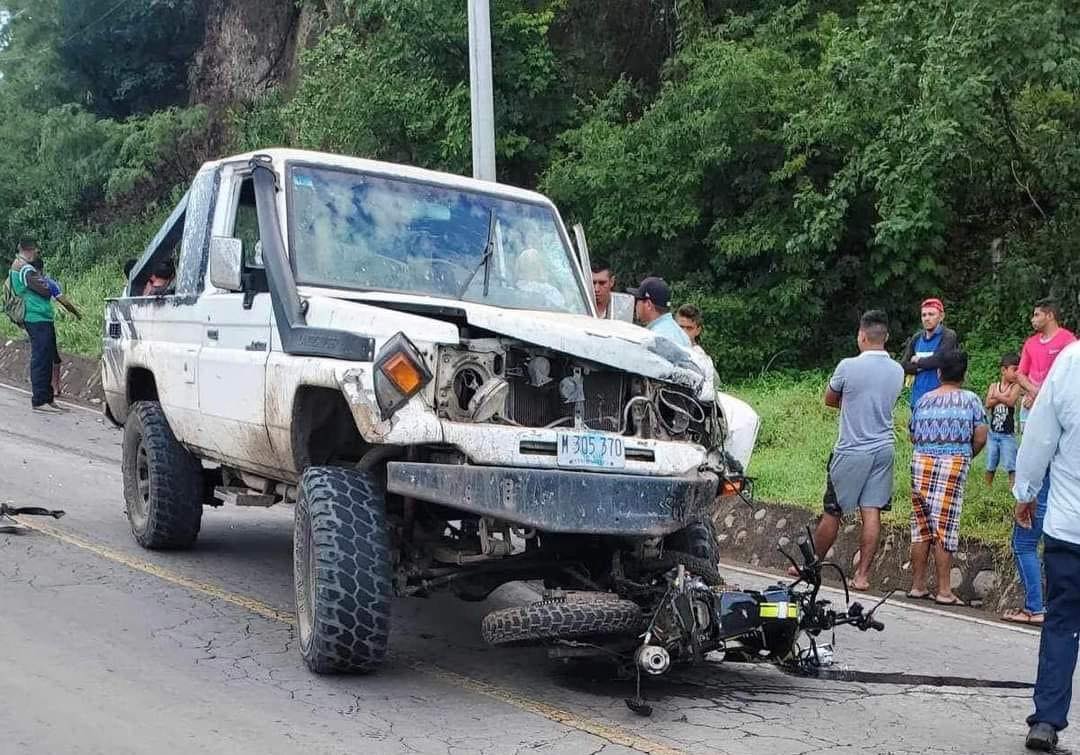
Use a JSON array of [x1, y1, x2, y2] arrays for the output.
[[458, 208, 496, 299]]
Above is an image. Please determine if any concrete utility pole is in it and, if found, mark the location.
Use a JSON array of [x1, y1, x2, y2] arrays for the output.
[[467, 0, 496, 181]]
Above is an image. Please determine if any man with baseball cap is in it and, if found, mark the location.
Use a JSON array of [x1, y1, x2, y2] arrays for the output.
[[900, 297, 959, 407], [627, 276, 691, 348]]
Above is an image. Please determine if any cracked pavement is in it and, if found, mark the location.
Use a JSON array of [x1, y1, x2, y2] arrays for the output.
[[0, 385, 1069, 754]]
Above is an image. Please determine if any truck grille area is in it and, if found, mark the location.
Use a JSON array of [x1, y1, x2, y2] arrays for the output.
[[507, 371, 627, 430]]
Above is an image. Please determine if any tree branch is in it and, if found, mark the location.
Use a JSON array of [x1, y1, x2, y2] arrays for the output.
[[993, 85, 1051, 219]]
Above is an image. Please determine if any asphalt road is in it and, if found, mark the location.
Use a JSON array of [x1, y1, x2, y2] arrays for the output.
[[0, 382, 1067, 755]]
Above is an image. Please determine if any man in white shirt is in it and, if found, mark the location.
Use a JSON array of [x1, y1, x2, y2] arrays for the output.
[[1012, 341, 1080, 751]]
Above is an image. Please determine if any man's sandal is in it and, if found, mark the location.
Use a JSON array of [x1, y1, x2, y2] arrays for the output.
[[933, 595, 966, 607], [1002, 610, 1044, 625]]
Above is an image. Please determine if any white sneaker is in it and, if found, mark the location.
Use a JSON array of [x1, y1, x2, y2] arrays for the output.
[[48, 402, 68, 412], [32, 403, 63, 414]]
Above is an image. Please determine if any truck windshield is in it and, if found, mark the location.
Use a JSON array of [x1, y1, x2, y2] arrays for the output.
[[287, 164, 590, 315]]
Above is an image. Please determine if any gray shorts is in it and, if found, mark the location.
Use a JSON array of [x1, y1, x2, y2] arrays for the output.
[[823, 447, 895, 517]]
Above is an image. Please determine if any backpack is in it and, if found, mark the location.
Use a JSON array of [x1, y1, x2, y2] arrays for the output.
[[3, 266, 27, 327]]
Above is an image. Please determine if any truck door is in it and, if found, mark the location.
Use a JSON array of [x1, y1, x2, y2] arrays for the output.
[[196, 166, 277, 475]]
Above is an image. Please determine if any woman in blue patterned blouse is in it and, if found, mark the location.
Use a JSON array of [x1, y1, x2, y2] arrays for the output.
[[906, 350, 988, 606]]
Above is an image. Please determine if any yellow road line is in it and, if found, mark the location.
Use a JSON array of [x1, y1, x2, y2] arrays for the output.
[[14, 517, 685, 755], [414, 663, 685, 755], [16, 519, 297, 624]]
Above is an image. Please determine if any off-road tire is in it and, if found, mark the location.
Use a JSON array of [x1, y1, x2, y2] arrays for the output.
[[482, 593, 643, 646], [294, 466, 392, 674], [121, 400, 203, 549]]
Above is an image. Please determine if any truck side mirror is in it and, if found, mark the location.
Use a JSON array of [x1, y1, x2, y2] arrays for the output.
[[609, 292, 635, 323], [209, 236, 243, 291]]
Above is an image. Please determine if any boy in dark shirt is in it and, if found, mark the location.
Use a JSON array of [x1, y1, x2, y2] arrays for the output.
[[985, 353, 1021, 487]]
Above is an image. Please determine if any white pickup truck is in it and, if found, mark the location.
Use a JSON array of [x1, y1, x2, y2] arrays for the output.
[[102, 149, 759, 674]]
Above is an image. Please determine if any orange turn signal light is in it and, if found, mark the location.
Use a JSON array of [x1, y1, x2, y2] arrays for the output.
[[721, 479, 744, 496], [380, 352, 425, 395]]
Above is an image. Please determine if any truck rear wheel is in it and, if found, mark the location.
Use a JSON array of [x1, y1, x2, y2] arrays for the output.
[[482, 592, 643, 646], [121, 401, 203, 549], [294, 466, 393, 674]]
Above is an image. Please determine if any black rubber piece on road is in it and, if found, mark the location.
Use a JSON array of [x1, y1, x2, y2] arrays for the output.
[[482, 594, 643, 646], [121, 401, 203, 549], [294, 466, 393, 674]]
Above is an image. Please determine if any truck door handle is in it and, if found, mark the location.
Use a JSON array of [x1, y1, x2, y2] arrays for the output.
[[207, 329, 219, 341]]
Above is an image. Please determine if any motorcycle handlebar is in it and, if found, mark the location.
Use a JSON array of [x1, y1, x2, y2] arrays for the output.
[[797, 537, 816, 567]]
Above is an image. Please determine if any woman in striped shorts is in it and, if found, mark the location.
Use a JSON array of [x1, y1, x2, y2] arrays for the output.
[[907, 350, 988, 606]]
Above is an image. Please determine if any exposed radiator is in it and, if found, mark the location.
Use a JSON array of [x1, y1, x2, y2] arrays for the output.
[[507, 371, 626, 430]]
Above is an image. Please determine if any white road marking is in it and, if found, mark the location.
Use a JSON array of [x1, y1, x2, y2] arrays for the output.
[[0, 380, 101, 415]]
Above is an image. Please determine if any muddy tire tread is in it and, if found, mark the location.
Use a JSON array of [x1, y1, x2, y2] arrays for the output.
[[295, 466, 392, 674], [122, 400, 202, 549]]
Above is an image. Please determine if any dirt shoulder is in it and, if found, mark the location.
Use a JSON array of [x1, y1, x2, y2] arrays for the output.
[[0, 336, 104, 407]]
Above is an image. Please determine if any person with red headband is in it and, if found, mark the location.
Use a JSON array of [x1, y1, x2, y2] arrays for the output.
[[899, 298, 959, 408]]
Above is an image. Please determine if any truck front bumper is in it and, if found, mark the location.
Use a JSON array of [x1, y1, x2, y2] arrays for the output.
[[385, 462, 720, 536]]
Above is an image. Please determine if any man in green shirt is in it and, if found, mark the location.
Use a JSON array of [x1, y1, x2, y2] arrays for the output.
[[9, 239, 64, 412]]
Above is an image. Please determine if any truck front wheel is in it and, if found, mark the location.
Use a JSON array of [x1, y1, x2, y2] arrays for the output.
[[294, 466, 393, 674], [121, 401, 203, 549]]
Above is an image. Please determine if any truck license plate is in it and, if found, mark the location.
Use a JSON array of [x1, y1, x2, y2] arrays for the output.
[[556, 432, 626, 470]]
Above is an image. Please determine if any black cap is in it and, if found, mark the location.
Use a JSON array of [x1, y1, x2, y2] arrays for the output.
[[626, 276, 671, 308]]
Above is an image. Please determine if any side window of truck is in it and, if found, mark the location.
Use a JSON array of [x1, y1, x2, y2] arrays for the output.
[[233, 178, 262, 269]]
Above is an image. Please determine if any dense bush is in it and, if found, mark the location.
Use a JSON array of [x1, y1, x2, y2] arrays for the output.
[[541, 0, 1080, 376]]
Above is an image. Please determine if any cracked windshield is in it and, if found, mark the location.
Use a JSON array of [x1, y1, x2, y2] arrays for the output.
[[288, 165, 589, 315]]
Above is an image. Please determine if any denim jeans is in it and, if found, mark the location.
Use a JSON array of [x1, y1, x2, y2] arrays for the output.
[[1029, 535, 1080, 732], [986, 431, 1018, 473], [1012, 476, 1052, 614], [23, 320, 57, 407]]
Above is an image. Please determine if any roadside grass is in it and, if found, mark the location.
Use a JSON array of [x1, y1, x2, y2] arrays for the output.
[[730, 372, 1016, 545], [2, 261, 117, 357]]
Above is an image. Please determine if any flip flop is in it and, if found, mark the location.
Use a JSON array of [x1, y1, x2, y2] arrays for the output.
[[1002, 610, 1045, 625], [848, 580, 871, 592], [934, 595, 966, 607], [905, 590, 931, 600]]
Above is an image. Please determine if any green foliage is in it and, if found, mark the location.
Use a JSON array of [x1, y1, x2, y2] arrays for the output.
[[105, 106, 210, 200], [57, 0, 204, 117], [238, 0, 574, 185], [0, 6, 209, 347], [542, 0, 1080, 378], [2, 0, 1078, 405]]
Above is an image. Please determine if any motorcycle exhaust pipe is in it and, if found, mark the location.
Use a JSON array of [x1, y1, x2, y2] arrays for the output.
[[635, 645, 671, 676]]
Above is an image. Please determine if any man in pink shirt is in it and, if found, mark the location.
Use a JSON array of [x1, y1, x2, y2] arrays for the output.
[[1003, 298, 1076, 627], [1019, 299, 1076, 414]]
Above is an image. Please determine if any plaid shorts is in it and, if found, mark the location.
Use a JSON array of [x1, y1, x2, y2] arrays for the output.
[[910, 452, 970, 553]]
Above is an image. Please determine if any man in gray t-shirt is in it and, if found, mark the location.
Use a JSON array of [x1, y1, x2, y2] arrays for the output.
[[797, 310, 904, 592]]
